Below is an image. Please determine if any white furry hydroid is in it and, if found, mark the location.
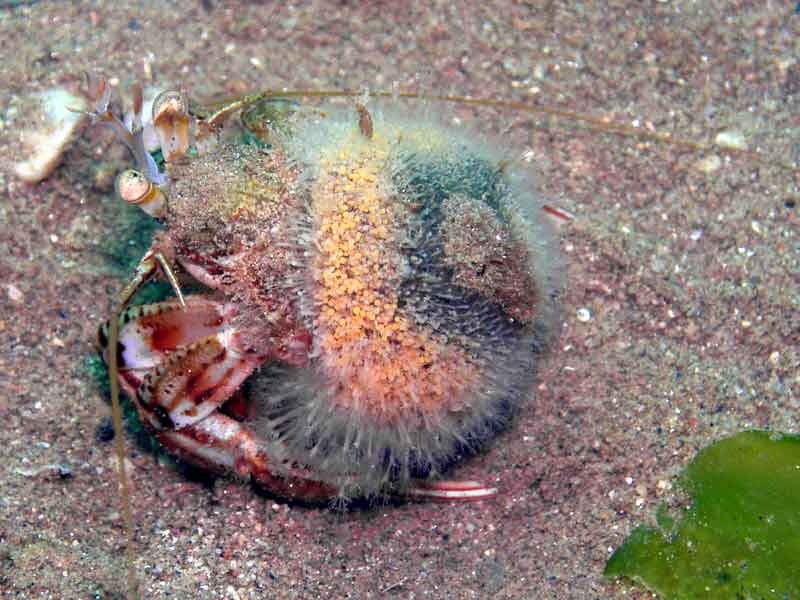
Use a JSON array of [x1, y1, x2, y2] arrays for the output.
[[244, 102, 563, 498]]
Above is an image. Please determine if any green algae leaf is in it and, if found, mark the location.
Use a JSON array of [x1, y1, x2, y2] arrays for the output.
[[605, 431, 800, 599]]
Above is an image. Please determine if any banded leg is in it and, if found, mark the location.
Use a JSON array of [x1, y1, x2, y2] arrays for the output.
[[101, 294, 496, 503], [158, 414, 339, 502], [405, 479, 497, 501]]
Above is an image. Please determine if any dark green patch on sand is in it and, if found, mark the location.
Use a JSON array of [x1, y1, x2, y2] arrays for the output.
[[606, 430, 800, 599]]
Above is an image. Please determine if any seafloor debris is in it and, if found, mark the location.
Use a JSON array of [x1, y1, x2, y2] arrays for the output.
[[13, 463, 73, 479], [13, 88, 87, 183]]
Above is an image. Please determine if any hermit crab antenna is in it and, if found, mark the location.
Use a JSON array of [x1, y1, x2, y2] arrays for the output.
[[81, 77, 167, 187], [198, 88, 779, 170], [102, 245, 188, 594], [105, 309, 138, 598]]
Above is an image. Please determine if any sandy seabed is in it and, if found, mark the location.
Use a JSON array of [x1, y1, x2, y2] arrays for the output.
[[0, 1, 798, 598]]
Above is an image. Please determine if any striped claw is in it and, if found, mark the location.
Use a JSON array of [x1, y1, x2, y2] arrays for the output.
[[99, 294, 340, 502]]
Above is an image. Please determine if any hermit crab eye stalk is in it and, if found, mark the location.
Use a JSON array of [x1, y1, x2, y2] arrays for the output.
[[152, 90, 191, 163], [115, 168, 166, 218]]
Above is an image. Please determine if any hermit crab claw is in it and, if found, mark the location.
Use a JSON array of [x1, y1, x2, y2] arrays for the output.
[[152, 90, 191, 162]]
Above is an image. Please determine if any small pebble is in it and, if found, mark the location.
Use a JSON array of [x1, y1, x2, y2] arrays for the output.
[[576, 308, 592, 322], [714, 130, 747, 151], [6, 284, 23, 304], [95, 416, 115, 443], [695, 154, 722, 174]]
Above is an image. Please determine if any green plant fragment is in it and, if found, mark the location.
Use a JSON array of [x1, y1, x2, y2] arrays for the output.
[[605, 430, 800, 599]]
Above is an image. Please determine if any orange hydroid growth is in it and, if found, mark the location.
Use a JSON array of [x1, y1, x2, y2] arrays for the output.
[[311, 153, 477, 424], [245, 103, 562, 497]]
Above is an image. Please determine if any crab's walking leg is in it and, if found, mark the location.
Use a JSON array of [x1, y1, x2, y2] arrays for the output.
[[138, 329, 337, 501], [99, 297, 230, 394], [115, 246, 185, 312], [104, 295, 498, 504], [405, 479, 498, 502], [160, 414, 340, 502], [99, 296, 247, 432], [104, 297, 499, 504], [153, 340, 339, 500]]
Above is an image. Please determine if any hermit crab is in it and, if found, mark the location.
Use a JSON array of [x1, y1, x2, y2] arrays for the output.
[[86, 80, 564, 506]]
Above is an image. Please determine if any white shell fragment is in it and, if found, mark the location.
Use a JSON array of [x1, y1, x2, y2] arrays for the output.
[[714, 130, 748, 151], [695, 154, 722, 174], [13, 88, 87, 183]]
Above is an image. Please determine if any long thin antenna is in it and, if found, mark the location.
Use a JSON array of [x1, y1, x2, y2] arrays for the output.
[[108, 312, 139, 598], [200, 89, 788, 170]]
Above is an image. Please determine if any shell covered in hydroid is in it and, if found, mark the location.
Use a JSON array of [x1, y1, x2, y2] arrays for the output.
[[163, 100, 562, 498]]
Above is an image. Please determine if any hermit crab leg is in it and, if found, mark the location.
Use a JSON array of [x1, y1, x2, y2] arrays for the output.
[[100, 296, 252, 428], [158, 413, 340, 503], [105, 297, 491, 503], [115, 246, 185, 311], [102, 243, 187, 424], [98, 297, 231, 389], [405, 480, 498, 502]]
